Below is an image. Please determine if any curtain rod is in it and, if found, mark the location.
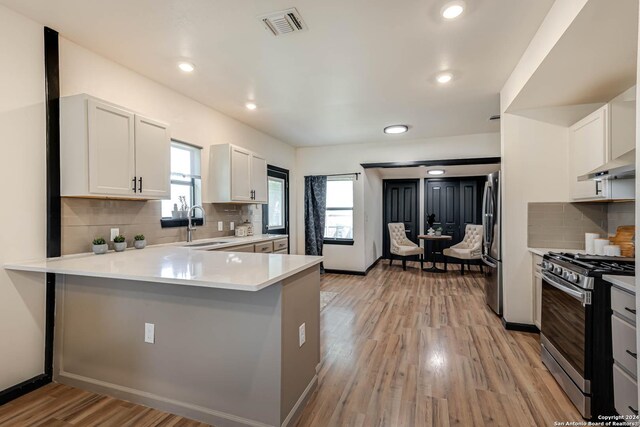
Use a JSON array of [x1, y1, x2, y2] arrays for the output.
[[305, 172, 360, 180]]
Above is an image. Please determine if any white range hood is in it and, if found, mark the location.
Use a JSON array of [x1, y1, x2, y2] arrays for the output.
[[578, 149, 636, 181]]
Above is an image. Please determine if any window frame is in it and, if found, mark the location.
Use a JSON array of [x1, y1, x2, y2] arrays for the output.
[[160, 140, 203, 228], [323, 176, 355, 245]]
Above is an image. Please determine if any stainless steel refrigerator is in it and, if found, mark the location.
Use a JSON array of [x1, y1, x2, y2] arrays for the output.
[[482, 171, 502, 315]]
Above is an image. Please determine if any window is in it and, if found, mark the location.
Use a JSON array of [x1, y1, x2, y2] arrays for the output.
[[324, 177, 354, 244], [267, 176, 285, 229], [161, 141, 202, 227]]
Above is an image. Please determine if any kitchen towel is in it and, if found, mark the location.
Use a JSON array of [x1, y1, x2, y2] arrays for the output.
[[585, 233, 599, 254], [594, 238, 610, 255]]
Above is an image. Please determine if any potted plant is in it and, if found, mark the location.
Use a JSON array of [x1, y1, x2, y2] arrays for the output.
[[113, 235, 127, 252], [92, 237, 108, 255], [435, 227, 443, 236], [134, 234, 147, 249], [427, 214, 436, 235]]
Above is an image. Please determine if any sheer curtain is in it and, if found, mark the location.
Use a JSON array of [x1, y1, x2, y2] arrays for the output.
[[304, 176, 327, 272]]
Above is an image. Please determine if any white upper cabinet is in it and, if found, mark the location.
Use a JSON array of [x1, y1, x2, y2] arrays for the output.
[[569, 94, 635, 202], [251, 153, 268, 203], [134, 115, 171, 198], [570, 106, 608, 200], [87, 100, 136, 196], [61, 94, 170, 199], [206, 144, 268, 203], [230, 146, 253, 202]]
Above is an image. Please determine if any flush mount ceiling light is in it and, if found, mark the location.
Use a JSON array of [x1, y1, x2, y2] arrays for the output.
[[427, 169, 445, 176], [178, 62, 195, 73], [436, 72, 453, 84], [384, 125, 409, 134], [441, 1, 465, 20], [245, 102, 258, 110]]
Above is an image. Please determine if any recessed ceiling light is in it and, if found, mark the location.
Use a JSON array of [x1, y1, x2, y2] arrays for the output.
[[441, 1, 465, 20], [245, 102, 257, 110], [178, 62, 195, 73], [428, 169, 445, 176], [436, 72, 453, 84], [384, 125, 409, 134]]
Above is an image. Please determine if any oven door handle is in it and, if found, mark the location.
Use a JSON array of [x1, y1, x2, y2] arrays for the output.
[[542, 272, 591, 306]]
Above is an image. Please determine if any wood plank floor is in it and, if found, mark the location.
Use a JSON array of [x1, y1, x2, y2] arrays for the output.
[[0, 261, 581, 426], [296, 261, 582, 426]]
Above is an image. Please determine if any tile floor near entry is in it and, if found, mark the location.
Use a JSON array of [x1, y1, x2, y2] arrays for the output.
[[0, 261, 581, 426]]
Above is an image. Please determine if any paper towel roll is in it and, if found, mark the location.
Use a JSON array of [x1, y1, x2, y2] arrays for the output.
[[594, 238, 610, 255], [604, 245, 621, 257], [585, 233, 599, 254]]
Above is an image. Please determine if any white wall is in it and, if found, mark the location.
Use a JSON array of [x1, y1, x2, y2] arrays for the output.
[[59, 39, 298, 252], [500, 114, 570, 323], [0, 5, 47, 390], [296, 133, 500, 272]]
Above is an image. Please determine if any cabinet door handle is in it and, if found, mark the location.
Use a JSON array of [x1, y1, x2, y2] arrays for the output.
[[138, 177, 143, 193], [630, 406, 639, 416], [132, 177, 137, 193], [625, 307, 637, 315], [626, 349, 638, 359]]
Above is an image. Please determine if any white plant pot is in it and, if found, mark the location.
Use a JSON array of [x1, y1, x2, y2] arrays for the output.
[[134, 240, 147, 249], [435, 231, 442, 236], [114, 242, 127, 252], [92, 244, 108, 255]]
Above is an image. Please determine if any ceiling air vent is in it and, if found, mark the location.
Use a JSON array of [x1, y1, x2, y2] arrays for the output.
[[260, 8, 307, 36]]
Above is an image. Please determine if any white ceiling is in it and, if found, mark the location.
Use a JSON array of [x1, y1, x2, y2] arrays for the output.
[[375, 163, 500, 179], [2, 0, 554, 146]]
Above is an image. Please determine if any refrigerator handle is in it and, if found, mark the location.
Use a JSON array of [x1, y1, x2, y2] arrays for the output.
[[482, 182, 492, 245]]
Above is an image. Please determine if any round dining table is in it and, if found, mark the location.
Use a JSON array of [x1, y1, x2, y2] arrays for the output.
[[418, 234, 452, 273]]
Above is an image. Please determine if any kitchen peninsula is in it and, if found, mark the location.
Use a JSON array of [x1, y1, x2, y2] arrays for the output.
[[6, 245, 322, 427]]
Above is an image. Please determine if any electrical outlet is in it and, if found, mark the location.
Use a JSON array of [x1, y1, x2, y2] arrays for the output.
[[298, 323, 306, 347], [144, 323, 155, 344], [230, 222, 235, 231], [110, 228, 120, 241], [218, 221, 224, 231]]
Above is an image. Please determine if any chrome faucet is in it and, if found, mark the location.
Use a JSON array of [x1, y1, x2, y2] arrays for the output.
[[187, 205, 206, 243]]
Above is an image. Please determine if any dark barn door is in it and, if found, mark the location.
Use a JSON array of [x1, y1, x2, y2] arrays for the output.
[[426, 180, 460, 243], [425, 177, 485, 254], [383, 179, 419, 260]]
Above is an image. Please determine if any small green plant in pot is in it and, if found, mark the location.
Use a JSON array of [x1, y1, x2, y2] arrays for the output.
[[134, 234, 146, 249], [435, 227, 443, 236], [113, 235, 127, 252], [92, 237, 108, 255]]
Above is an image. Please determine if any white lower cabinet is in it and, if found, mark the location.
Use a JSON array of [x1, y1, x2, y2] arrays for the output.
[[532, 254, 543, 329], [61, 94, 170, 199], [610, 284, 638, 417]]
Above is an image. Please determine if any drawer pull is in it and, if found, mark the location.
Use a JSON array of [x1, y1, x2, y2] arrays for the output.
[[624, 307, 637, 315], [630, 406, 639, 416], [626, 349, 638, 359]]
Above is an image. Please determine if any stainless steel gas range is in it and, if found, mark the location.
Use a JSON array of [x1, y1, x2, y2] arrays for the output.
[[540, 252, 635, 419]]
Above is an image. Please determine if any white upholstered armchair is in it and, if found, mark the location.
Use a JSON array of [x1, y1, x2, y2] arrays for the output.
[[443, 224, 484, 275], [388, 223, 424, 271]]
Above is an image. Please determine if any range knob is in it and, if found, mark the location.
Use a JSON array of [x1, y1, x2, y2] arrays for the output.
[[554, 266, 563, 275], [566, 272, 579, 283]]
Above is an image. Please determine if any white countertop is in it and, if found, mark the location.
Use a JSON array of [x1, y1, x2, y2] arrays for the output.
[[4, 236, 322, 292], [529, 248, 586, 257], [603, 275, 635, 294]]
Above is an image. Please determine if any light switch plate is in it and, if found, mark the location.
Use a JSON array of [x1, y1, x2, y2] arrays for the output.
[[299, 323, 306, 347], [217, 221, 224, 231], [110, 228, 120, 242], [230, 222, 235, 231], [144, 323, 155, 344]]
